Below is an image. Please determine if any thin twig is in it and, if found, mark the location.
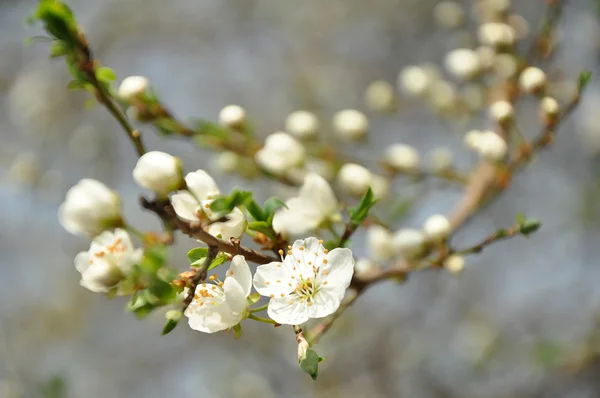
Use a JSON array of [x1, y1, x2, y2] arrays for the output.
[[182, 245, 218, 309]]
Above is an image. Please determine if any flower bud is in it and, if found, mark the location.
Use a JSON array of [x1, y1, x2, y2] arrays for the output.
[[464, 129, 483, 150], [492, 53, 518, 78], [398, 66, 432, 97], [433, 1, 464, 29], [216, 151, 240, 174], [423, 214, 452, 243], [367, 225, 395, 261], [370, 174, 390, 200], [489, 100, 514, 123], [518, 66, 547, 94], [474, 130, 508, 161], [255, 132, 306, 175], [427, 147, 454, 173], [476, 46, 495, 69], [285, 110, 319, 139], [333, 109, 369, 140], [337, 163, 373, 196], [393, 229, 427, 260], [354, 258, 379, 278], [58, 179, 122, 236], [133, 151, 183, 196], [462, 84, 486, 111], [384, 144, 420, 172], [218, 105, 247, 129], [444, 48, 481, 80], [118, 76, 149, 101], [364, 80, 396, 112], [539, 96, 560, 121], [428, 80, 458, 111], [444, 254, 465, 274], [508, 14, 529, 40], [478, 22, 516, 47]]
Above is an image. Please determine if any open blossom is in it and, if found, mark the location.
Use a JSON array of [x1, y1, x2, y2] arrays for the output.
[[171, 170, 246, 240], [58, 179, 122, 236], [74, 229, 142, 293], [185, 255, 252, 333], [272, 173, 340, 236], [253, 237, 355, 325]]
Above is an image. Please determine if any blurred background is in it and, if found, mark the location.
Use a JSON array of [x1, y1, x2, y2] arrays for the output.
[[3, 0, 600, 396]]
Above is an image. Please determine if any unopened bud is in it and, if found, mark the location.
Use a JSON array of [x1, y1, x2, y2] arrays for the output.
[[489, 100, 514, 123], [433, 1, 464, 29], [118, 76, 149, 101], [393, 229, 427, 260], [367, 225, 395, 262], [384, 144, 420, 173], [428, 147, 454, 173], [285, 110, 319, 139], [444, 254, 465, 274], [539, 96, 560, 122], [398, 66, 432, 97], [333, 109, 369, 140], [337, 163, 373, 196], [364, 80, 396, 112], [472, 130, 508, 161], [423, 214, 452, 243], [445, 48, 481, 80], [216, 151, 240, 174], [219, 105, 247, 129], [518, 66, 547, 94], [478, 22, 516, 47], [354, 258, 380, 278]]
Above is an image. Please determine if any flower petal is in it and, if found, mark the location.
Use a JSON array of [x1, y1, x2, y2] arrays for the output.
[[299, 173, 338, 216], [272, 197, 319, 236], [308, 289, 342, 319], [74, 251, 91, 273], [171, 191, 200, 222], [185, 170, 220, 200], [222, 277, 248, 319], [253, 262, 295, 297], [227, 255, 252, 297], [317, 247, 354, 299], [207, 207, 246, 239], [286, 237, 323, 279], [267, 296, 310, 325]]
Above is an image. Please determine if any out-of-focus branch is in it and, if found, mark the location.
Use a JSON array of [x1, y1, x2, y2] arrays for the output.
[[140, 197, 280, 265]]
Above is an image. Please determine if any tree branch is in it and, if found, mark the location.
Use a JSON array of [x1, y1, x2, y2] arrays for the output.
[[182, 245, 218, 309]]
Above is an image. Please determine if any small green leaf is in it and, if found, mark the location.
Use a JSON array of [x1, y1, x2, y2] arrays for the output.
[[188, 247, 208, 264], [66, 79, 86, 90], [263, 197, 287, 217], [148, 280, 176, 304], [495, 228, 508, 238], [248, 221, 275, 238], [96, 66, 117, 82], [162, 310, 182, 335], [247, 293, 261, 305], [532, 340, 562, 368], [300, 348, 323, 381], [244, 198, 265, 221], [127, 296, 155, 319], [142, 245, 169, 273], [210, 190, 252, 214], [208, 253, 229, 271], [515, 212, 526, 225], [349, 187, 377, 225], [49, 40, 68, 58], [578, 69, 592, 92], [520, 218, 541, 236], [195, 120, 231, 139], [233, 323, 243, 339]]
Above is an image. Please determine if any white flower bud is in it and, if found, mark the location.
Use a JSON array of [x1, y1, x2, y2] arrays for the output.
[[486, 0, 511, 14], [58, 179, 122, 236], [398, 66, 432, 97], [428, 80, 458, 111], [423, 214, 452, 243], [118, 76, 149, 101], [333, 109, 369, 140], [354, 258, 379, 278], [540, 96, 560, 118], [370, 174, 390, 200], [133, 151, 183, 196], [427, 147, 454, 173], [384, 144, 420, 172], [285, 110, 319, 139], [489, 100, 514, 123], [218, 105, 247, 129], [464, 129, 483, 150], [476, 46, 495, 69], [444, 254, 465, 274], [508, 14, 529, 39], [433, 1, 464, 29], [216, 151, 240, 174], [393, 229, 427, 260], [462, 84, 486, 111], [478, 22, 516, 47], [337, 163, 373, 196], [473, 130, 508, 161], [444, 48, 481, 80], [492, 53, 518, 78], [518, 66, 547, 94], [367, 225, 395, 261], [364, 80, 396, 112], [255, 132, 305, 175]]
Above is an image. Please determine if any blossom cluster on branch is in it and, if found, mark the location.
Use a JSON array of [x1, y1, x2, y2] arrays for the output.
[[31, 0, 589, 380]]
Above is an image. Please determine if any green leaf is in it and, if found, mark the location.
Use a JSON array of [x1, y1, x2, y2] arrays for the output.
[[244, 198, 265, 221], [532, 340, 562, 368], [49, 40, 68, 58], [263, 197, 287, 217], [195, 120, 230, 139], [520, 218, 541, 236], [349, 187, 377, 225], [299, 348, 324, 381], [147, 280, 176, 304], [37, 375, 67, 398], [96, 66, 117, 82], [162, 310, 182, 335], [208, 253, 229, 271], [127, 296, 155, 319], [210, 190, 252, 214], [233, 323, 243, 339], [188, 247, 208, 264], [515, 212, 526, 225], [142, 245, 168, 273], [248, 221, 275, 238], [578, 69, 592, 92], [66, 79, 86, 90]]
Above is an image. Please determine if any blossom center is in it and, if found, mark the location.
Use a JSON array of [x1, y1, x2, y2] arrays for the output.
[[293, 277, 319, 303]]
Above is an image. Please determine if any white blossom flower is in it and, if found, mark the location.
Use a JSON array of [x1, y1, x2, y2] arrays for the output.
[[133, 151, 183, 196], [393, 228, 427, 260], [185, 255, 252, 333], [367, 225, 395, 261], [219, 105, 247, 129], [118, 76, 149, 101], [423, 214, 452, 243], [255, 132, 305, 175], [253, 237, 355, 325], [333, 109, 369, 140], [337, 163, 373, 196], [58, 179, 122, 236], [285, 111, 319, 139], [444, 48, 481, 80], [74, 229, 142, 293], [171, 170, 246, 240], [272, 173, 340, 236], [384, 144, 420, 172], [518, 66, 547, 94]]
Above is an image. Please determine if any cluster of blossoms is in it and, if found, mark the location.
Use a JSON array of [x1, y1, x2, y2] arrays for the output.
[[58, 151, 355, 332]]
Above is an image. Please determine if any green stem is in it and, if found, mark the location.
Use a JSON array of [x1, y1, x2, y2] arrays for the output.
[[248, 313, 277, 324], [250, 303, 269, 313]]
